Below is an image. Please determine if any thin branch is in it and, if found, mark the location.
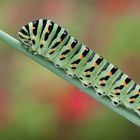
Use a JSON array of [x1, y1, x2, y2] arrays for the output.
[[0, 30, 140, 127]]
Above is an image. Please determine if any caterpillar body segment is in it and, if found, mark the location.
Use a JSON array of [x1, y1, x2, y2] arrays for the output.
[[64, 45, 93, 78], [92, 63, 118, 97], [78, 53, 107, 88], [123, 84, 140, 109], [28, 20, 42, 51], [37, 19, 52, 55], [53, 37, 80, 68], [41, 21, 58, 56], [104, 69, 122, 96], [18, 18, 140, 116], [108, 74, 133, 106], [46, 30, 70, 61]]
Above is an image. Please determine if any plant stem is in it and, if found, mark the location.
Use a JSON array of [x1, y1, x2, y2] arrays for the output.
[[0, 29, 140, 127]]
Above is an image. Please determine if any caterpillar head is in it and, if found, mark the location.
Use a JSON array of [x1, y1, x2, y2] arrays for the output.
[[18, 23, 33, 52]]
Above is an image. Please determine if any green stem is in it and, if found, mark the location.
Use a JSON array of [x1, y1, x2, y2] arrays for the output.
[[0, 30, 140, 127]]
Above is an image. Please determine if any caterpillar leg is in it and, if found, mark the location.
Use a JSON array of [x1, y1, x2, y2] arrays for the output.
[[110, 96, 121, 106], [66, 73, 76, 78], [64, 68, 76, 78], [111, 101, 120, 106], [54, 63, 60, 67], [94, 86, 105, 97], [96, 92, 104, 97], [132, 100, 140, 116], [122, 84, 140, 110], [108, 73, 134, 108], [82, 83, 91, 88], [77, 76, 92, 88]]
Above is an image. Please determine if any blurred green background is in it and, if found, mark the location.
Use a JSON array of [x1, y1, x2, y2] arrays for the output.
[[0, 0, 140, 139]]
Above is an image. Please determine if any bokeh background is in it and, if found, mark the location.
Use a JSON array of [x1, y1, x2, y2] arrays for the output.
[[0, 0, 140, 139]]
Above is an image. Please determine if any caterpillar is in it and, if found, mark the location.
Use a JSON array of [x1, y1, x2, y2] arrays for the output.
[[18, 19, 140, 116]]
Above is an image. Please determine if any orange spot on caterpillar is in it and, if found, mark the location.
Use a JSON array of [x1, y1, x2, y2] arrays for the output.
[[46, 30, 50, 33], [80, 55, 84, 60], [85, 72, 90, 76], [58, 38, 61, 42], [32, 27, 35, 30], [137, 91, 140, 95], [108, 72, 112, 76], [122, 82, 126, 86], [61, 54, 65, 58], [85, 47, 89, 51], [71, 64, 77, 67], [114, 89, 119, 94], [137, 107, 140, 111], [99, 80, 105, 85], [49, 48, 55, 53], [93, 62, 97, 67], [68, 45, 72, 50], [129, 98, 135, 103]]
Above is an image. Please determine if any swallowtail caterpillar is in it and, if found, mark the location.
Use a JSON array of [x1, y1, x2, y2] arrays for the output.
[[18, 19, 140, 116]]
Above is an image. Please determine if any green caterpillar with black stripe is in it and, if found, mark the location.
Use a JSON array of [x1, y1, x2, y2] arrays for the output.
[[18, 18, 140, 116]]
